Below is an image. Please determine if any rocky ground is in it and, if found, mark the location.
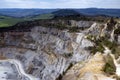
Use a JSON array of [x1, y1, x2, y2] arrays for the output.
[[0, 19, 120, 80]]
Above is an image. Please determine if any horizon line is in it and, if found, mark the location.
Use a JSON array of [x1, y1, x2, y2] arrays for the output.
[[0, 7, 120, 9]]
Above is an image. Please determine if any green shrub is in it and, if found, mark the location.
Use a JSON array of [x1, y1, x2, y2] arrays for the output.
[[68, 27, 79, 32], [104, 62, 115, 75], [86, 35, 118, 54]]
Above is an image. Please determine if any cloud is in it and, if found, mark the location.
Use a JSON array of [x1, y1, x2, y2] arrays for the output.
[[0, 0, 51, 8], [0, 0, 120, 8]]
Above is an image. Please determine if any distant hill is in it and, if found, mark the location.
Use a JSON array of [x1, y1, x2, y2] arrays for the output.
[[75, 8, 120, 17], [0, 9, 57, 17], [0, 8, 120, 18], [52, 9, 81, 17]]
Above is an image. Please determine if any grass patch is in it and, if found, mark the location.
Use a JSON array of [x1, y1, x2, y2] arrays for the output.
[[0, 16, 24, 27], [104, 54, 116, 75], [0, 14, 54, 27]]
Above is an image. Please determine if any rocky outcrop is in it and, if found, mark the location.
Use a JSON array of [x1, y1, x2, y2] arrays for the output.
[[62, 52, 115, 80], [69, 20, 93, 28]]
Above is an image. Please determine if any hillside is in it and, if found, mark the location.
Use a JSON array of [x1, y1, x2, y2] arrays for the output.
[[0, 9, 120, 27], [52, 9, 81, 17]]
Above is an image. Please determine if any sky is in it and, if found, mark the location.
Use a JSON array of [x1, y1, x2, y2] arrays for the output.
[[0, 0, 120, 9]]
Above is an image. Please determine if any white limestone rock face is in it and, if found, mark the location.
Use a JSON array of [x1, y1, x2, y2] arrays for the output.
[[117, 35, 120, 44], [69, 20, 93, 28], [0, 26, 94, 80], [86, 23, 101, 35]]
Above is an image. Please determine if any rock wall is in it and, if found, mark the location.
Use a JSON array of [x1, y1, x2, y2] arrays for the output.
[[0, 26, 94, 80]]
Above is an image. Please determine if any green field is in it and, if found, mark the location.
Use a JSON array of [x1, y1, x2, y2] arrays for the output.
[[0, 16, 24, 27], [0, 14, 54, 27]]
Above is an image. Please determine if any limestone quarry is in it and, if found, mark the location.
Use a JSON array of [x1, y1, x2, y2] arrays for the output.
[[0, 19, 120, 80]]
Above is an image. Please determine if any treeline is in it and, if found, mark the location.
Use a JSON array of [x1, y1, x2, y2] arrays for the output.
[[53, 15, 112, 22], [0, 15, 116, 32]]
